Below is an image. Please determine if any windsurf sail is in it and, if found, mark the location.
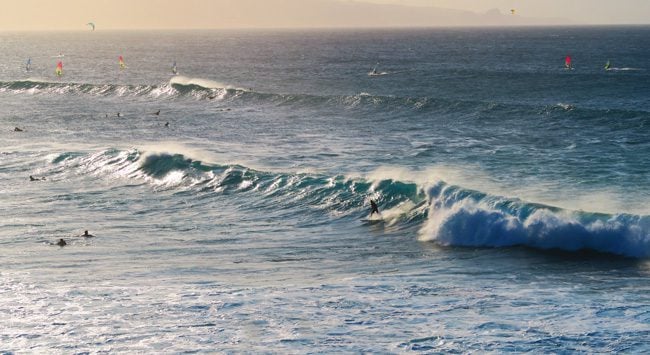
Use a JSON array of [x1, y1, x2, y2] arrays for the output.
[[26, 58, 31, 71], [55, 61, 63, 76], [605, 60, 611, 70], [86, 22, 95, 31], [119, 55, 127, 69], [368, 62, 379, 76], [564, 55, 572, 69], [172, 61, 178, 75]]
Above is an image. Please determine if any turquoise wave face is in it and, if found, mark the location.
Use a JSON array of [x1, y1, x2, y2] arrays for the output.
[[44, 148, 650, 258]]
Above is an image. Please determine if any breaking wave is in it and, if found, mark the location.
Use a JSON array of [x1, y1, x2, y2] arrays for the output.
[[46, 148, 650, 258]]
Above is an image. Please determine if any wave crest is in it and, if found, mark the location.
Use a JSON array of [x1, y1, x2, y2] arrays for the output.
[[46, 148, 650, 258], [419, 182, 650, 258]]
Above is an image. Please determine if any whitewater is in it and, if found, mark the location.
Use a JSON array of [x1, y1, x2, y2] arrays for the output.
[[2, 28, 650, 352]]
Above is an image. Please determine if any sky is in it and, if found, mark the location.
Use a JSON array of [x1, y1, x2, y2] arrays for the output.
[[367, 0, 650, 24], [0, 0, 648, 31]]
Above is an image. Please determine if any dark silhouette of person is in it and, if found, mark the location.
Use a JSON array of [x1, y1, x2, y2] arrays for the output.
[[153, 110, 160, 115], [164, 122, 169, 128], [56, 238, 67, 247], [14, 127, 23, 132], [80, 230, 95, 238], [117, 112, 121, 117], [370, 199, 380, 216], [30, 175, 37, 181]]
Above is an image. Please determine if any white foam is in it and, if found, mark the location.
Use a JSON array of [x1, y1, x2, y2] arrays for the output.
[[169, 75, 233, 90]]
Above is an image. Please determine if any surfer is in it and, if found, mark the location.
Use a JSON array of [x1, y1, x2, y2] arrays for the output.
[[14, 127, 23, 132], [80, 230, 95, 238], [152, 110, 161, 116], [56, 238, 67, 247], [164, 122, 169, 128], [370, 199, 381, 217], [29, 175, 45, 181], [117, 112, 121, 117]]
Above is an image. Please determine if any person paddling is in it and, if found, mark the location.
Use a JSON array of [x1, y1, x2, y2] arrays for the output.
[[80, 230, 95, 238]]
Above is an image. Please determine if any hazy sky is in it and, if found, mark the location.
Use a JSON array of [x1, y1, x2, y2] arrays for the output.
[[368, 0, 650, 24], [0, 0, 648, 31]]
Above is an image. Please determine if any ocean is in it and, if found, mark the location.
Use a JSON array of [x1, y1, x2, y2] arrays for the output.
[[2, 27, 650, 352]]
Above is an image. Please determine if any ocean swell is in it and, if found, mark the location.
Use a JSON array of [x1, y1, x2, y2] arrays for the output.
[[47, 148, 650, 258]]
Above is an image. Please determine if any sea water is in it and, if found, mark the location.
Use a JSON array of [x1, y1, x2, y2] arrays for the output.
[[2, 27, 650, 352]]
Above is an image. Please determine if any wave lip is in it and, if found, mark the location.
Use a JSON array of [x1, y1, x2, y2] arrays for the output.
[[419, 182, 650, 258]]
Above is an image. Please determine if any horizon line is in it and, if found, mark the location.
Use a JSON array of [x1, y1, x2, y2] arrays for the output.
[[3, 23, 650, 32]]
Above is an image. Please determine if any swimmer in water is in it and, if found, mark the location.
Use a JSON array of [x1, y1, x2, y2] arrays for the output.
[[80, 230, 95, 238], [56, 238, 67, 247]]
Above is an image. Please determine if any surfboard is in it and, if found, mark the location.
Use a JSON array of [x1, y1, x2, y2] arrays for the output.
[[361, 218, 384, 224]]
